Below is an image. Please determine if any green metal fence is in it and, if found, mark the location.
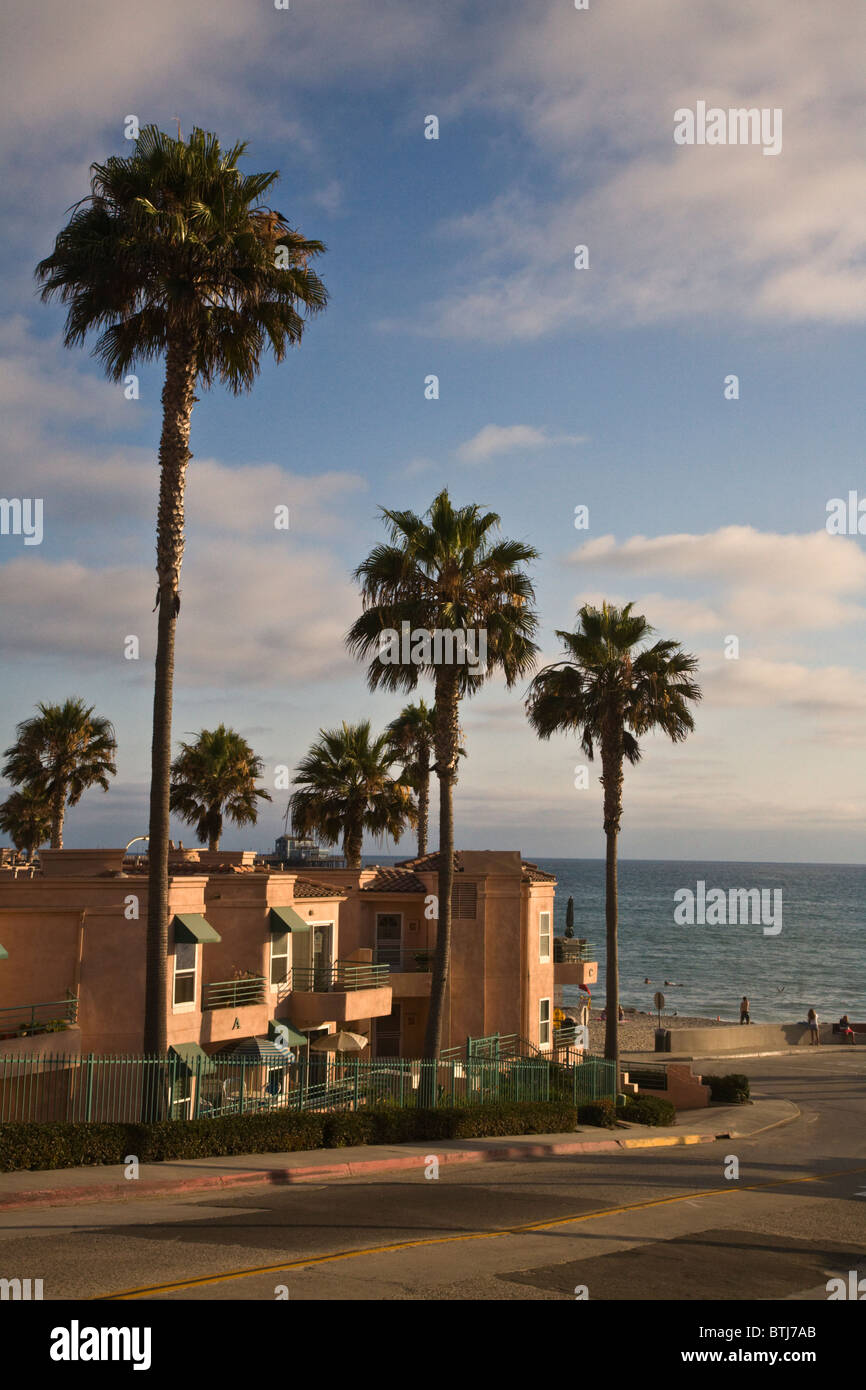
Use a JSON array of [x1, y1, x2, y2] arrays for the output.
[[0, 1049, 616, 1124]]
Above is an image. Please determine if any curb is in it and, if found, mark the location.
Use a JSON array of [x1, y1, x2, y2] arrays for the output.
[[0, 1128, 734, 1211]]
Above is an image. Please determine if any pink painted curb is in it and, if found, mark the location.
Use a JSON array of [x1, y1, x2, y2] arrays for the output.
[[0, 1129, 724, 1211]]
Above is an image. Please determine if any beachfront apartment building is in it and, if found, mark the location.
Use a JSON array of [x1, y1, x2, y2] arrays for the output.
[[0, 846, 597, 1063]]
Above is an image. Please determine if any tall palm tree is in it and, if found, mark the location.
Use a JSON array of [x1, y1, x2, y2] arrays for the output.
[[290, 721, 414, 868], [525, 602, 701, 1080], [2, 698, 117, 848], [386, 701, 437, 857], [36, 126, 327, 1054], [0, 787, 53, 859], [348, 490, 539, 1058], [170, 725, 272, 851]]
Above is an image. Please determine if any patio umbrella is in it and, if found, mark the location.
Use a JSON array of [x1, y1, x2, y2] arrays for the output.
[[310, 1030, 369, 1053], [223, 1036, 288, 1061]]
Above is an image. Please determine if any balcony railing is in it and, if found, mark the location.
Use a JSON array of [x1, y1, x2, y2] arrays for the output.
[[372, 949, 434, 973], [203, 976, 267, 1010], [0, 993, 79, 1036], [553, 937, 593, 963], [289, 960, 390, 993]]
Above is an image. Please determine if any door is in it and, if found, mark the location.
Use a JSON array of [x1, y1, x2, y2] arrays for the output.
[[312, 923, 333, 990], [375, 1002, 402, 1058], [375, 913, 402, 969]]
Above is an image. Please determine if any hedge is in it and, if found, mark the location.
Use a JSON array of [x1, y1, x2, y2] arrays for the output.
[[0, 1100, 580, 1174], [702, 1073, 751, 1104], [616, 1094, 676, 1127]]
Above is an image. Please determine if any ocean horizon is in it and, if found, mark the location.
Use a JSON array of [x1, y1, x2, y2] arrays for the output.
[[364, 854, 866, 1025]]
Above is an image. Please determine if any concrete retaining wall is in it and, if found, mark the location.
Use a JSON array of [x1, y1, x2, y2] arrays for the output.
[[657, 1022, 811, 1054]]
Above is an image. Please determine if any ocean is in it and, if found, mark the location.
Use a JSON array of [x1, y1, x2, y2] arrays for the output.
[[536, 858, 866, 1025]]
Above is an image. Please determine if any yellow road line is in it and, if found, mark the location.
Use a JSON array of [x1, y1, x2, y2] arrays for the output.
[[96, 1162, 866, 1300]]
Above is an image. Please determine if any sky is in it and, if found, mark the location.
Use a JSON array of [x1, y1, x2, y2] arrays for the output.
[[0, 0, 864, 863]]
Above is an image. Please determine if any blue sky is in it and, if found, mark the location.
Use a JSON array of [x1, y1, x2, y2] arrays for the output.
[[1, 0, 864, 862]]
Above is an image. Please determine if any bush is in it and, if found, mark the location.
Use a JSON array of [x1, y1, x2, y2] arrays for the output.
[[577, 1098, 618, 1128], [702, 1073, 750, 1104], [617, 1094, 676, 1127], [0, 1101, 579, 1173]]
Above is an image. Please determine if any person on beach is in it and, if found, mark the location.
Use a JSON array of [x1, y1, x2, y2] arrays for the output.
[[739, 996, 751, 1025], [839, 1014, 855, 1044], [807, 1007, 820, 1045]]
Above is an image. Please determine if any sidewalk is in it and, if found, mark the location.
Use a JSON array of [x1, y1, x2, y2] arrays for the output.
[[0, 1097, 797, 1212]]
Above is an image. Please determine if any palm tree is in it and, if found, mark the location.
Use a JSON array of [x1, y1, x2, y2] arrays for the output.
[[36, 126, 327, 1054], [348, 490, 539, 1058], [290, 721, 414, 868], [170, 725, 272, 851], [385, 701, 437, 857], [525, 602, 701, 1080], [0, 787, 53, 859], [2, 698, 117, 848]]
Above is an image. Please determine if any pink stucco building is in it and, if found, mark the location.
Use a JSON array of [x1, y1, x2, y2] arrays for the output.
[[0, 847, 597, 1062]]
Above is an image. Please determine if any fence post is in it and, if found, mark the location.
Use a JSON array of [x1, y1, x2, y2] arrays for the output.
[[193, 1053, 202, 1119], [353, 1058, 359, 1112], [239, 1059, 246, 1115], [84, 1053, 95, 1123]]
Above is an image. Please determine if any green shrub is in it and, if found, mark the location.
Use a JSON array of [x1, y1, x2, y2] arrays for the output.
[[702, 1073, 750, 1104], [577, 1098, 618, 1128], [0, 1100, 578, 1173], [617, 1094, 676, 1126]]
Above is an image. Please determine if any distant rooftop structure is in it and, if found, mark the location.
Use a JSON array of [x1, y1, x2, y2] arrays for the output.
[[257, 834, 346, 871]]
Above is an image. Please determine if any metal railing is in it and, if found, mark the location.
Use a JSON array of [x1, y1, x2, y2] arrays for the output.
[[372, 949, 434, 973], [0, 1048, 618, 1125], [625, 1063, 669, 1092], [553, 938, 593, 962], [289, 960, 390, 993], [202, 977, 267, 1010], [0, 994, 79, 1037]]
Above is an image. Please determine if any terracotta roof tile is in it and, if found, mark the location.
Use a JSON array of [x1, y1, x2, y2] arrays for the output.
[[293, 877, 347, 899], [362, 868, 427, 894]]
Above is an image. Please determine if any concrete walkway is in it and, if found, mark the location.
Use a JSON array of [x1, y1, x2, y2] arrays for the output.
[[0, 1097, 797, 1211]]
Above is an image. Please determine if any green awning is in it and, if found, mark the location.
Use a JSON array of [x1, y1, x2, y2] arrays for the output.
[[173, 913, 221, 944], [169, 1042, 217, 1075], [269, 905, 310, 934], [268, 1019, 309, 1048], [0, 942, 7, 960]]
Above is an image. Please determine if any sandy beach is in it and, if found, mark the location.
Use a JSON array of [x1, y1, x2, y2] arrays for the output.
[[588, 1008, 736, 1055]]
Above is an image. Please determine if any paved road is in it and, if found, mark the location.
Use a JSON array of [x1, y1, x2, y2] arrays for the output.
[[1, 1051, 864, 1301]]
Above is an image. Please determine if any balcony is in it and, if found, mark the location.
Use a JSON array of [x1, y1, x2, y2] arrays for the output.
[[202, 976, 268, 1010], [0, 994, 81, 1060], [553, 938, 597, 987], [372, 948, 432, 997], [278, 959, 392, 1027]]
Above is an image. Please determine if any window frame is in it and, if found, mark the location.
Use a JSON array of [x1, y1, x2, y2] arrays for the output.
[[270, 930, 291, 988], [539, 910, 552, 963], [172, 941, 198, 1011], [539, 996, 551, 1047]]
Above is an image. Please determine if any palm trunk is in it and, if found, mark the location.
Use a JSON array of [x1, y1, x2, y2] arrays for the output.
[[144, 335, 198, 1059], [50, 783, 65, 850], [344, 814, 364, 869], [600, 729, 624, 1088], [424, 670, 459, 1060], [416, 750, 429, 858], [208, 837, 219, 852]]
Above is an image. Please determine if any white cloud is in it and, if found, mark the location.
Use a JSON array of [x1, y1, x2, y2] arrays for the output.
[[570, 527, 866, 634], [456, 423, 585, 463]]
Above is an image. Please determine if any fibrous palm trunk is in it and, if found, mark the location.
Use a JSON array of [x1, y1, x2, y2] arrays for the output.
[[424, 669, 459, 1060], [600, 726, 624, 1089], [50, 782, 65, 849], [416, 747, 429, 858], [344, 815, 364, 869], [144, 335, 198, 1059]]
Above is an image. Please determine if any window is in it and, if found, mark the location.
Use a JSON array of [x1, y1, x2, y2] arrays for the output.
[[539, 997, 551, 1047], [451, 882, 477, 919], [539, 910, 551, 962], [270, 931, 290, 986], [173, 942, 197, 1007]]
